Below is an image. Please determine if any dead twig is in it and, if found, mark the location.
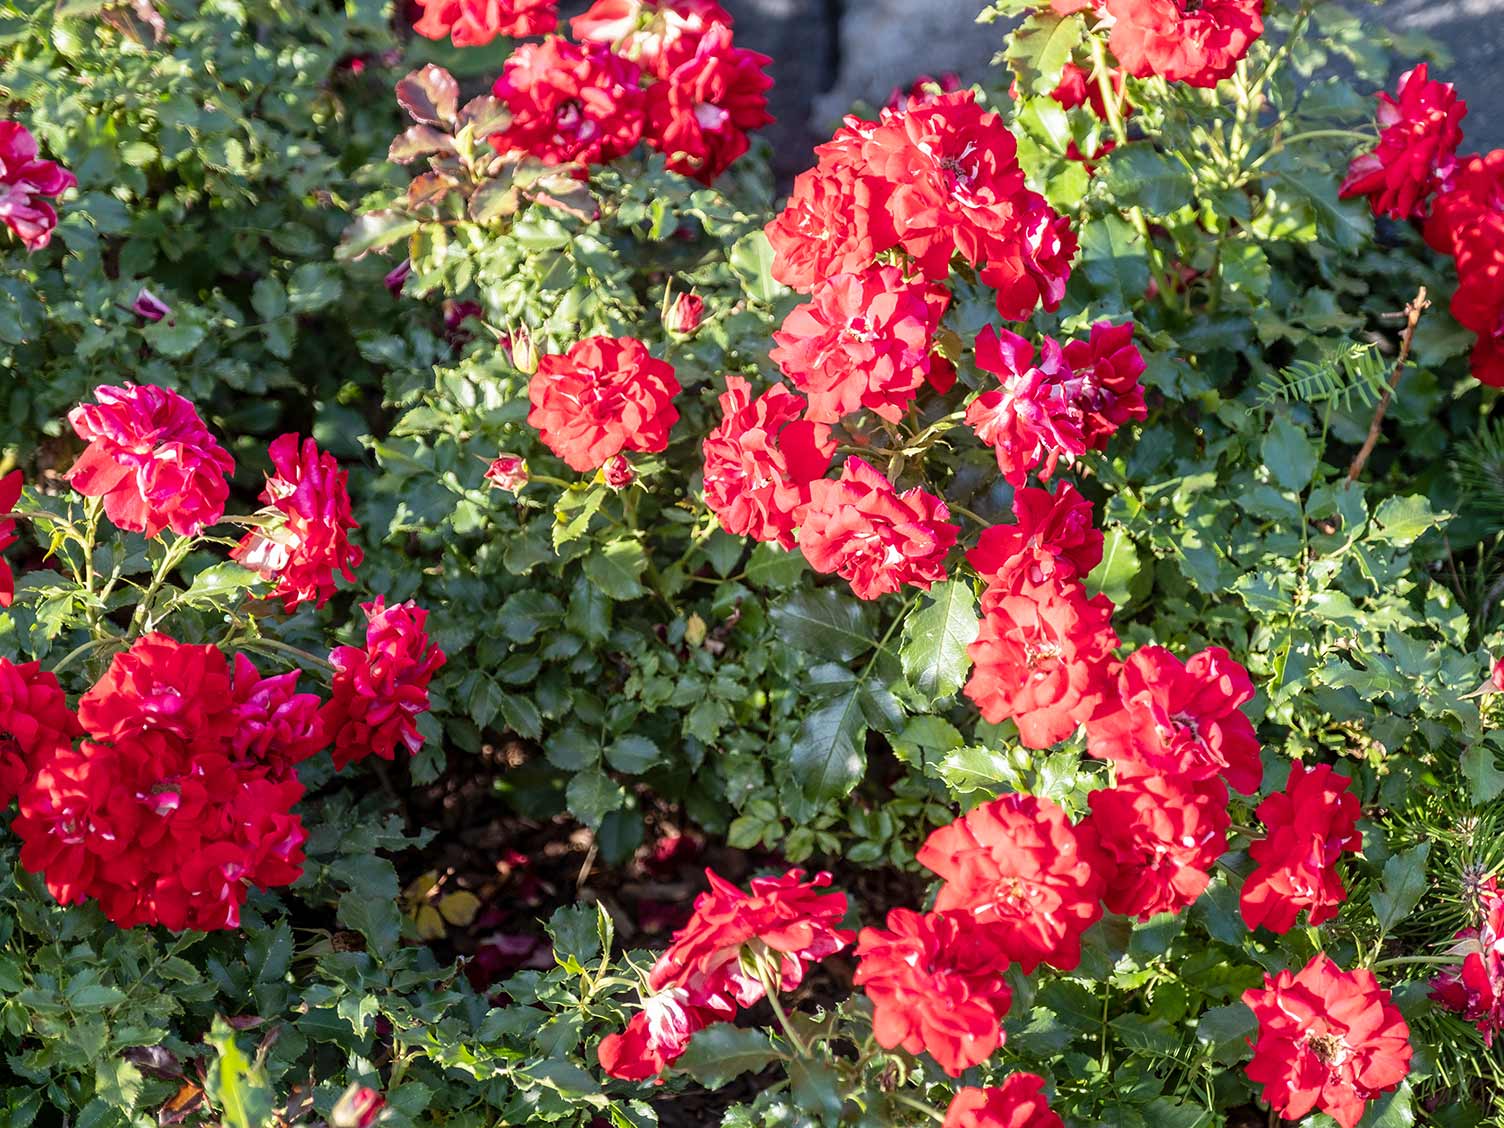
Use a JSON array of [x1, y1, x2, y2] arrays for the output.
[[1346, 286, 1430, 485]]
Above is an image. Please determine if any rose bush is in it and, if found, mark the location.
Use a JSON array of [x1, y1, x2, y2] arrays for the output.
[[2, 0, 1504, 1126]]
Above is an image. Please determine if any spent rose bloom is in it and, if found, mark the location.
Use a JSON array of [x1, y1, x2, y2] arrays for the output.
[[796, 457, 958, 600], [966, 328, 1086, 487], [326, 598, 447, 771], [528, 336, 680, 472], [412, 0, 555, 44], [1087, 645, 1263, 794], [1430, 876, 1504, 1045], [917, 793, 1106, 973], [572, 0, 734, 78], [0, 120, 76, 251], [1240, 762, 1363, 934], [0, 658, 82, 810], [1088, 771, 1230, 920], [0, 470, 21, 609], [702, 377, 833, 549], [942, 1074, 1064, 1128], [1105, 0, 1264, 88], [770, 266, 950, 424], [644, 23, 773, 183], [964, 570, 1118, 748], [598, 868, 853, 1079], [1340, 64, 1467, 220], [885, 72, 964, 112], [854, 908, 1013, 1076], [231, 434, 363, 612], [968, 481, 1104, 587], [66, 384, 235, 539], [1243, 955, 1412, 1128], [489, 39, 646, 169]]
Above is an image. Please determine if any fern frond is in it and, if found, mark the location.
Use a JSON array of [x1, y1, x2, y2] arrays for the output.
[[1255, 340, 1391, 412]]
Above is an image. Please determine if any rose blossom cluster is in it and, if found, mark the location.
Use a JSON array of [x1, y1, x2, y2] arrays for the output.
[[469, 0, 772, 185], [0, 120, 75, 252], [0, 387, 445, 931], [1337, 67, 1504, 386], [1430, 875, 1504, 1045]]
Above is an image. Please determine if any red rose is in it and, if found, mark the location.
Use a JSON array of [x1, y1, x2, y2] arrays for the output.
[[572, 0, 734, 79], [66, 384, 235, 539], [489, 39, 646, 169], [0, 120, 75, 252], [978, 191, 1078, 320], [1240, 762, 1362, 934], [702, 377, 833, 549], [965, 569, 1117, 748], [854, 908, 1013, 1076], [326, 597, 446, 771], [1050, 62, 1129, 122], [764, 119, 901, 292], [1444, 211, 1504, 387], [1061, 320, 1147, 449], [484, 454, 530, 492], [1243, 955, 1412, 1128], [917, 792, 1106, 973], [1105, 0, 1263, 88], [1087, 645, 1262, 794], [602, 453, 636, 489], [597, 988, 717, 1080], [411, 0, 557, 45], [943, 1074, 1064, 1128], [1430, 877, 1504, 1045], [228, 654, 328, 779], [0, 470, 21, 609], [78, 634, 235, 751], [770, 266, 949, 424], [231, 434, 363, 613], [599, 868, 853, 1078], [528, 336, 680, 472], [1423, 149, 1504, 258], [1340, 64, 1466, 220], [796, 457, 958, 600], [0, 658, 81, 810], [644, 23, 772, 184], [967, 480, 1104, 586], [1088, 771, 1230, 920], [966, 328, 1086, 488]]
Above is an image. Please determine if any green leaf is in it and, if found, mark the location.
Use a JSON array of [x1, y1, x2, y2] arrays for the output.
[[142, 317, 206, 358], [1463, 741, 1504, 805], [769, 588, 877, 662], [1100, 146, 1195, 216], [1005, 12, 1084, 97], [1087, 527, 1141, 606], [205, 1019, 274, 1128], [1370, 495, 1442, 548], [565, 769, 626, 830], [1195, 1002, 1255, 1064], [1261, 415, 1317, 492], [336, 210, 419, 262], [675, 1026, 779, 1088], [789, 688, 867, 801], [606, 734, 661, 773], [1365, 1081, 1415, 1128], [176, 562, 261, 610], [287, 263, 343, 313], [1371, 843, 1430, 933], [900, 579, 979, 704], [94, 1058, 143, 1112], [729, 231, 781, 304], [584, 539, 648, 600], [937, 745, 1014, 797]]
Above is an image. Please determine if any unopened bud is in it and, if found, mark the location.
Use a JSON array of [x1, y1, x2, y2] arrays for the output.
[[332, 1086, 386, 1128], [131, 287, 171, 323], [484, 454, 529, 492], [602, 454, 635, 490], [663, 291, 704, 337], [510, 326, 539, 374]]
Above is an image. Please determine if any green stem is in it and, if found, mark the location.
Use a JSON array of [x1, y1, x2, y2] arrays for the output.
[[50, 635, 125, 677], [1372, 955, 1456, 970], [1247, 130, 1372, 174], [753, 954, 810, 1057], [890, 1093, 945, 1124], [240, 637, 336, 675], [128, 535, 198, 636]]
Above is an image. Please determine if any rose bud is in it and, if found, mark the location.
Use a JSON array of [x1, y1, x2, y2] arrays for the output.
[[131, 287, 171, 323], [384, 259, 411, 296], [510, 326, 539, 374], [484, 455, 529, 493], [1492, 658, 1504, 693], [331, 1085, 386, 1128], [663, 291, 704, 337], [602, 454, 635, 490]]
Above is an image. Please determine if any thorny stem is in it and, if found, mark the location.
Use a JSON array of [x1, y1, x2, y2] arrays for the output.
[[129, 535, 198, 635], [1372, 954, 1457, 970], [239, 636, 337, 676], [1247, 130, 1374, 174], [753, 953, 810, 1057], [1346, 286, 1429, 485]]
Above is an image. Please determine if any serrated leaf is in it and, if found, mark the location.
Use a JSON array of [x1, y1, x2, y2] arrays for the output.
[[336, 210, 419, 262], [396, 64, 459, 126], [1195, 1002, 1255, 1064], [388, 124, 454, 165], [790, 688, 867, 801], [1463, 741, 1504, 805], [769, 588, 878, 662], [204, 1019, 274, 1128], [606, 734, 660, 773], [900, 580, 979, 704], [1371, 843, 1430, 933], [729, 231, 780, 304], [1005, 11, 1083, 96], [1262, 415, 1316, 492], [675, 1026, 779, 1088], [1087, 527, 1141, 606], [1370, 495, 1442, 548], [566, 769, 625, 830], [1100, 146, 1195, 216], [584, 539, 648, 600]]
